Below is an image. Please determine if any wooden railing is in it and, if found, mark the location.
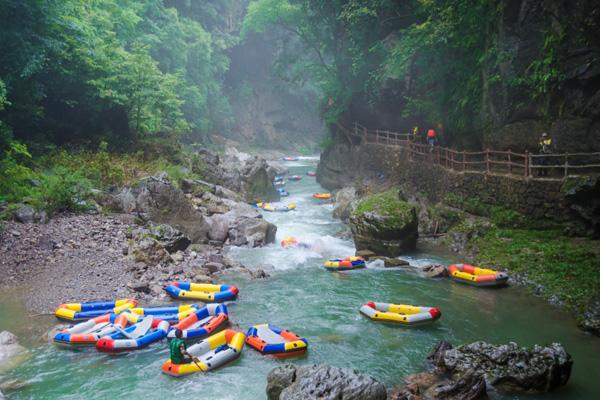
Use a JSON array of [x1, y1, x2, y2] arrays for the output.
[[337, 122, 600, 180]]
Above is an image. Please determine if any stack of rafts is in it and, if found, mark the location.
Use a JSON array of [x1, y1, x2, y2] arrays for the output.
[[50, 282, 310, 377]]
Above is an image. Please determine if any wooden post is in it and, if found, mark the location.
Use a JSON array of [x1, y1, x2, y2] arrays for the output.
[[436, 146, 440, 165], [508, 150, 512, 175], [525, 150, 531, 177], [450, 150, 454, 170], [564, 153, 569, 178], [354, 121, 358, 136], [486, 149, 490, 174], [462, 150, 466, 172]]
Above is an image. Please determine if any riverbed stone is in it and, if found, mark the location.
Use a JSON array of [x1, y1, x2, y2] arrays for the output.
[[0, 331, 26, 373], [267, 364, 386, 400], [431, 340, 573, 393], [419, 264, 449, 278], [333, 187, 357, 221], [384, 257, 410, 268], [350, 190, 418, 257]]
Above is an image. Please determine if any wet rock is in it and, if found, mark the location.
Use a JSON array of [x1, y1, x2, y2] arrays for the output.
[[250, 269, 270, 279], [204, 262, 225, 273], [432, 341, 573, 393], [0, 379, 29, 392], [384, 257, 410, 268], [355, 249, 376, 260], [389, 372, 440, 400], [424, 371, 486, 400], [267, 364, 386, 400], [141, 224, 191, 253], [349, 190, 418, 257], [0, 331, 26, 373], [578, 298, 600, 337], [228, 217, 277, 247], [333, 187, 357, 221], [419, 264, 449, 278]]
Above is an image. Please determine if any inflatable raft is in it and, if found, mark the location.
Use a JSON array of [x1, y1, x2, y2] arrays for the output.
[[277, 188, 289, 197], [246, 324, 307, 357], [324, 256, 366, 271], [449, 264, 508, 287], [306, 171, 316, 177], [288, 175, 302, 181], [164, 282, 239, 302], [53, 313, 130, 346], [167, 304, 229, 340], [54, 299, 137, 321], [261, 202, 296, 212], [312, 193, 331, 200], [360, 302, 441, 325], [96, 316, 169, 353], [161, 329, 245, 377], [282, 157, 299, 161], [273, 181, 286, 188], [126, 305, 200, 324]]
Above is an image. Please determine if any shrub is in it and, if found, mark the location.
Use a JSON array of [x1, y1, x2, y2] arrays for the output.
[[31, 167, 94, 215]]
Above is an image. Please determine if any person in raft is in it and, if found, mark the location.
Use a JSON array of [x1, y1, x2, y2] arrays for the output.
[[426, 128, 437, 146], [170, 329, 193, 364]]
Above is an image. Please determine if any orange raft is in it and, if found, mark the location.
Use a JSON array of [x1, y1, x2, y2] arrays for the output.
[[245, 324, 307, 358], [448, 263, 508, 287], [312, 193, 331, 200]]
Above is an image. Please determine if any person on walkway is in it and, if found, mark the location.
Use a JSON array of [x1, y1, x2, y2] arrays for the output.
[[412, 126, 419, 141], [537, 132, 553, 177], [170, 329, 193, 364], [427, 128, 437, 146]]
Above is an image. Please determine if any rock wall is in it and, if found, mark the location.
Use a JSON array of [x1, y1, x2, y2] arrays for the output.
[[318, 140, 596, 230]]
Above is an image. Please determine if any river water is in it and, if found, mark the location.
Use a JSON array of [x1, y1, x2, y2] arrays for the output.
[[1, 157, 599, 399]]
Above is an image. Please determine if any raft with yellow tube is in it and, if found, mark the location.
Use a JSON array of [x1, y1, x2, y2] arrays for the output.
[[245, 324, 307, 358], [360, 302, 441, 325], [125, 304, 200, 324], [54, 299, 138, 321], [260, 202, 296, 212], [53, 312, 130, 346], [324, 256, 366, 271], [167, 304, 229, 340], [448, 263, 508, 287], [161, 329, 245, 377], [164, 282, 239, 302], [312, 192, 331, 200], [96, 315, 170, 353]]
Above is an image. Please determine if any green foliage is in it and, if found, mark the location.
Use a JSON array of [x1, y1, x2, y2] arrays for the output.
[[319, 134, 336, 151], [443, 193, 529, 228], [31, 167, 94, 216], [354, 189, 415, 227], [474, 228, 600, 313], [0, 142, 36, 203]]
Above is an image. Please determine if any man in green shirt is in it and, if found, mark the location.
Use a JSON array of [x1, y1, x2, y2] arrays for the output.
[[169, 329, 193, 364]]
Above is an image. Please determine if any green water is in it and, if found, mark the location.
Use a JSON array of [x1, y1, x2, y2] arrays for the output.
[[1, 158, 599, 399]]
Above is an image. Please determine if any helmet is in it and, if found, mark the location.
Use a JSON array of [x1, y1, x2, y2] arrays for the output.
[[541, 132, 548, 137]]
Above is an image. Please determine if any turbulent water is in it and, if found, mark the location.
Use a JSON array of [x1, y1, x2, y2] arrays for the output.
[[1, 157, 600, 399]]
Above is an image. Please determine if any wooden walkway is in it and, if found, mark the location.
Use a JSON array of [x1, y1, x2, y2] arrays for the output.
[[337, 122, 600, 180]]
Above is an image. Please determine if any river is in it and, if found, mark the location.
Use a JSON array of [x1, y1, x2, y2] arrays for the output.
[[1, 157, 599, 399]]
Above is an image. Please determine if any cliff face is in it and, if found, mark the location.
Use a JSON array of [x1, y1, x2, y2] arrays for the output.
[[334, 0, 600, 153], [480, 0, 600, 153], [224, 32, 325, 151]]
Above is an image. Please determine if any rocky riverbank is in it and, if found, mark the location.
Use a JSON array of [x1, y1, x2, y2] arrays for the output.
[[0, 147, 280, 313]]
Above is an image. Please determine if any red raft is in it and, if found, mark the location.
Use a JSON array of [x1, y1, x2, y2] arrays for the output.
[[448, 264, 508, 287]]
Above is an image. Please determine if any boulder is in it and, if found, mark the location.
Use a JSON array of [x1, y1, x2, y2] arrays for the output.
[[350, 190, 418, 257], [333, 187, 357, 221], [0, 331, 26, 373], [267, 364, 386, 400], [432, 341, 573, 393], [228, 217, 277, 247], [579, 298, 600, 336], [14, 205, 35, 223], [419, 264, 449, 278], [135, 173, 211, 243], [424, 371, 486, 400], [384, 257, 410, 268], [130, 237, 171, 265], [132, 223, 191, 254], [355, 249, 376, 260]]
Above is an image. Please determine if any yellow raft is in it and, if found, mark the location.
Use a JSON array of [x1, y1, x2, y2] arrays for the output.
[[164, 282, 239, 302], [161, 329, 245, 376], [359, 302, 441, 325], [54, 299, 138, 321]]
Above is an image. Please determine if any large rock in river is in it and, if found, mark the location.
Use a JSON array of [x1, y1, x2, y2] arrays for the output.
[[135, 173, 211, 243], [267, 364, 386, 400], [0, 331, 26, 373], [333, 186, 356, 221], [349, 189, 418, 256], [431, 340, 572, 393]]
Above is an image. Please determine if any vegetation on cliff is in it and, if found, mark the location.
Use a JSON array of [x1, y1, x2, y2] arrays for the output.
[[354, 189, 414, 229]]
